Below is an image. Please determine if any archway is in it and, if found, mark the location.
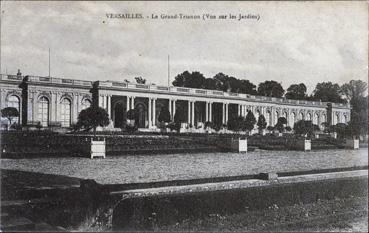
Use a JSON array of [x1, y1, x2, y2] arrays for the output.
[[136, 103, 147, 128], [114, 102, 125, 128]]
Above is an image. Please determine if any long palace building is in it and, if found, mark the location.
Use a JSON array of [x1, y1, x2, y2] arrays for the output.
[[0, 70, 351, 129]]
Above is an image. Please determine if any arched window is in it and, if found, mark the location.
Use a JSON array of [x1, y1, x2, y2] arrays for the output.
[[307, 113, 312, 121], [274, 111, 279, 125], [299, 112, 304, 121], [266, 110, 272, 126], [283, 112, 288, 125], [313, 113, 319, 125], [60, 98, 71, 127], [335, 113, 340, 124], [7, 95, 20, 123], [343, 114, 348, 124], [321, 114, 326, 123], [38, 96, 49, 126], [290, 112, 296, 127], [81, 99, 91, 111], [255, 109, 260, 121]]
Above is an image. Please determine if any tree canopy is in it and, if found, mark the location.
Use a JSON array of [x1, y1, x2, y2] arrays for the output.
[[1, 107, 19, 126], [257, 81, 285, 98], [312, 82, 344, 103], [257, 114, 267, 130], [285, 83, 307, 100], [158, 106, 171, 123], [172, 71, 257, 94], [76, 107, 110, 137], [245, 110, 256, 131]]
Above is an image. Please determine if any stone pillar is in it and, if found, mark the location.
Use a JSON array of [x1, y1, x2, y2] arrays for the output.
[[169, 99, 172, 117], [32, 91, 37, 122], [225, 103, 229, 124], [191, 101, 195, 126], [153, 98, 156, 127], [222, 103, 225, 124], [148, 98, 152, 128], [126, 96, 130, 111], [188, 100, 191, 124], [238, 104, 241, 116], [205, 101, 209, 122], [107, 95, 111, 119], [131, 96, 135, 110], [173, 100, 176, 119], [209, 102, 213, 122]]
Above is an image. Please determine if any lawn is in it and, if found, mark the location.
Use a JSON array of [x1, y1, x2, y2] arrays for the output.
[[1, 149, 367, 185]]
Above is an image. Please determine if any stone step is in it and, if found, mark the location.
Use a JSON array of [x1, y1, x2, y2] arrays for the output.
[[0, 216, 35, 231]]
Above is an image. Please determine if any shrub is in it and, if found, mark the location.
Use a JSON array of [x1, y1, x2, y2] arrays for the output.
[[257, 114, 267, 131], [204, 121, 213, 129], [76, 107, 110, 137], [267, 126, 274, 131], [245, 111, 256, 131], [285, 126, 292, 132], [1, 107, 19, 127], [158, 106, 171, 123], [227, 116, 246, 132]]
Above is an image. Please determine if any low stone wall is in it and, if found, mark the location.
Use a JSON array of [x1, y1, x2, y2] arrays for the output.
[[112, 174, 368, 231], [0, 132, 218, 158]]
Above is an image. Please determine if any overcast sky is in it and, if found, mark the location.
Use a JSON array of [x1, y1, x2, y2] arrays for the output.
[[1, 1, 367, 94]]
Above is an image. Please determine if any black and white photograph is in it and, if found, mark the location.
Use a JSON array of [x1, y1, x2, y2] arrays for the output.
[[0, 0, 368, 232]]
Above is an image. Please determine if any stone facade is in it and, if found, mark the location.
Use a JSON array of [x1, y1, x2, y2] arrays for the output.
[[0, 71, 351, 129]]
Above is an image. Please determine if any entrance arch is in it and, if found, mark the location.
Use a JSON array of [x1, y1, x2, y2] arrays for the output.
[[114, 102, 125, 128], [136, 103, 147, 128]]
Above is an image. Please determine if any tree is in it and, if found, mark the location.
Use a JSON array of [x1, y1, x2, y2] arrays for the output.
[[134, 76, 146, 84], [257, 81, 285, 98], [285, 83, 307, 100], [312, 82, 344, 103], [1, 107, 19, 127], [158, 106, 171, 123], [76, 107, 110, 137], [341, 80, 368, 138], [293, 120, 316, 137], [257, 114, 267, 132], [172, 71, 206, 88], [245, 110, 256, 131], [340, 80, 368, 103], [274, 117, 287, 133], [239, 80, 257, 95], [227, 116, 246, 132]]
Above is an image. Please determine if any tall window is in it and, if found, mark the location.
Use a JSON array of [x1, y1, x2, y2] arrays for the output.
[[290, 112, 296, 127], [81, 99, 91, 111], [60, 98, 71, 127], [38, 96, 49, 126], [7, 95, 20, 124], [306, 113, 312, 121]]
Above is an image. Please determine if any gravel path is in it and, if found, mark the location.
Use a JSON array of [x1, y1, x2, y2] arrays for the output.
[[1, 149, 367, 185]]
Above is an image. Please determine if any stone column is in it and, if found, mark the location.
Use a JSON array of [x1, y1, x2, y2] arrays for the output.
[[188, 100, 191, 124], [225, 103, 229, 124], [126, 96, 130, 111], [205, 101, 209, 122], [107, 95, 111, 119], [148, 98, 152, 128], [191, 101, 195, 126], [209, 102, 213, 122], [169, 99, 172, 117], [173, 100, 176, 119], [222, 103, 225, 124], [153, 98, 156, 127], [238, 104, 241, 116], [131, 96, 135, 110], [32, 91, 37, 122]]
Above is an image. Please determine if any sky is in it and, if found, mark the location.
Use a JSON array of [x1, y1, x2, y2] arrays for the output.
[[0, 1, 367, 94]]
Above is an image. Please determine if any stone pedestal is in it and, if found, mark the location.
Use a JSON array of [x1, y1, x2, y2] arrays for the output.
[[345, 139, 359, 149], [230, 138, 247, 152], [91, 139, 105, 159]]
